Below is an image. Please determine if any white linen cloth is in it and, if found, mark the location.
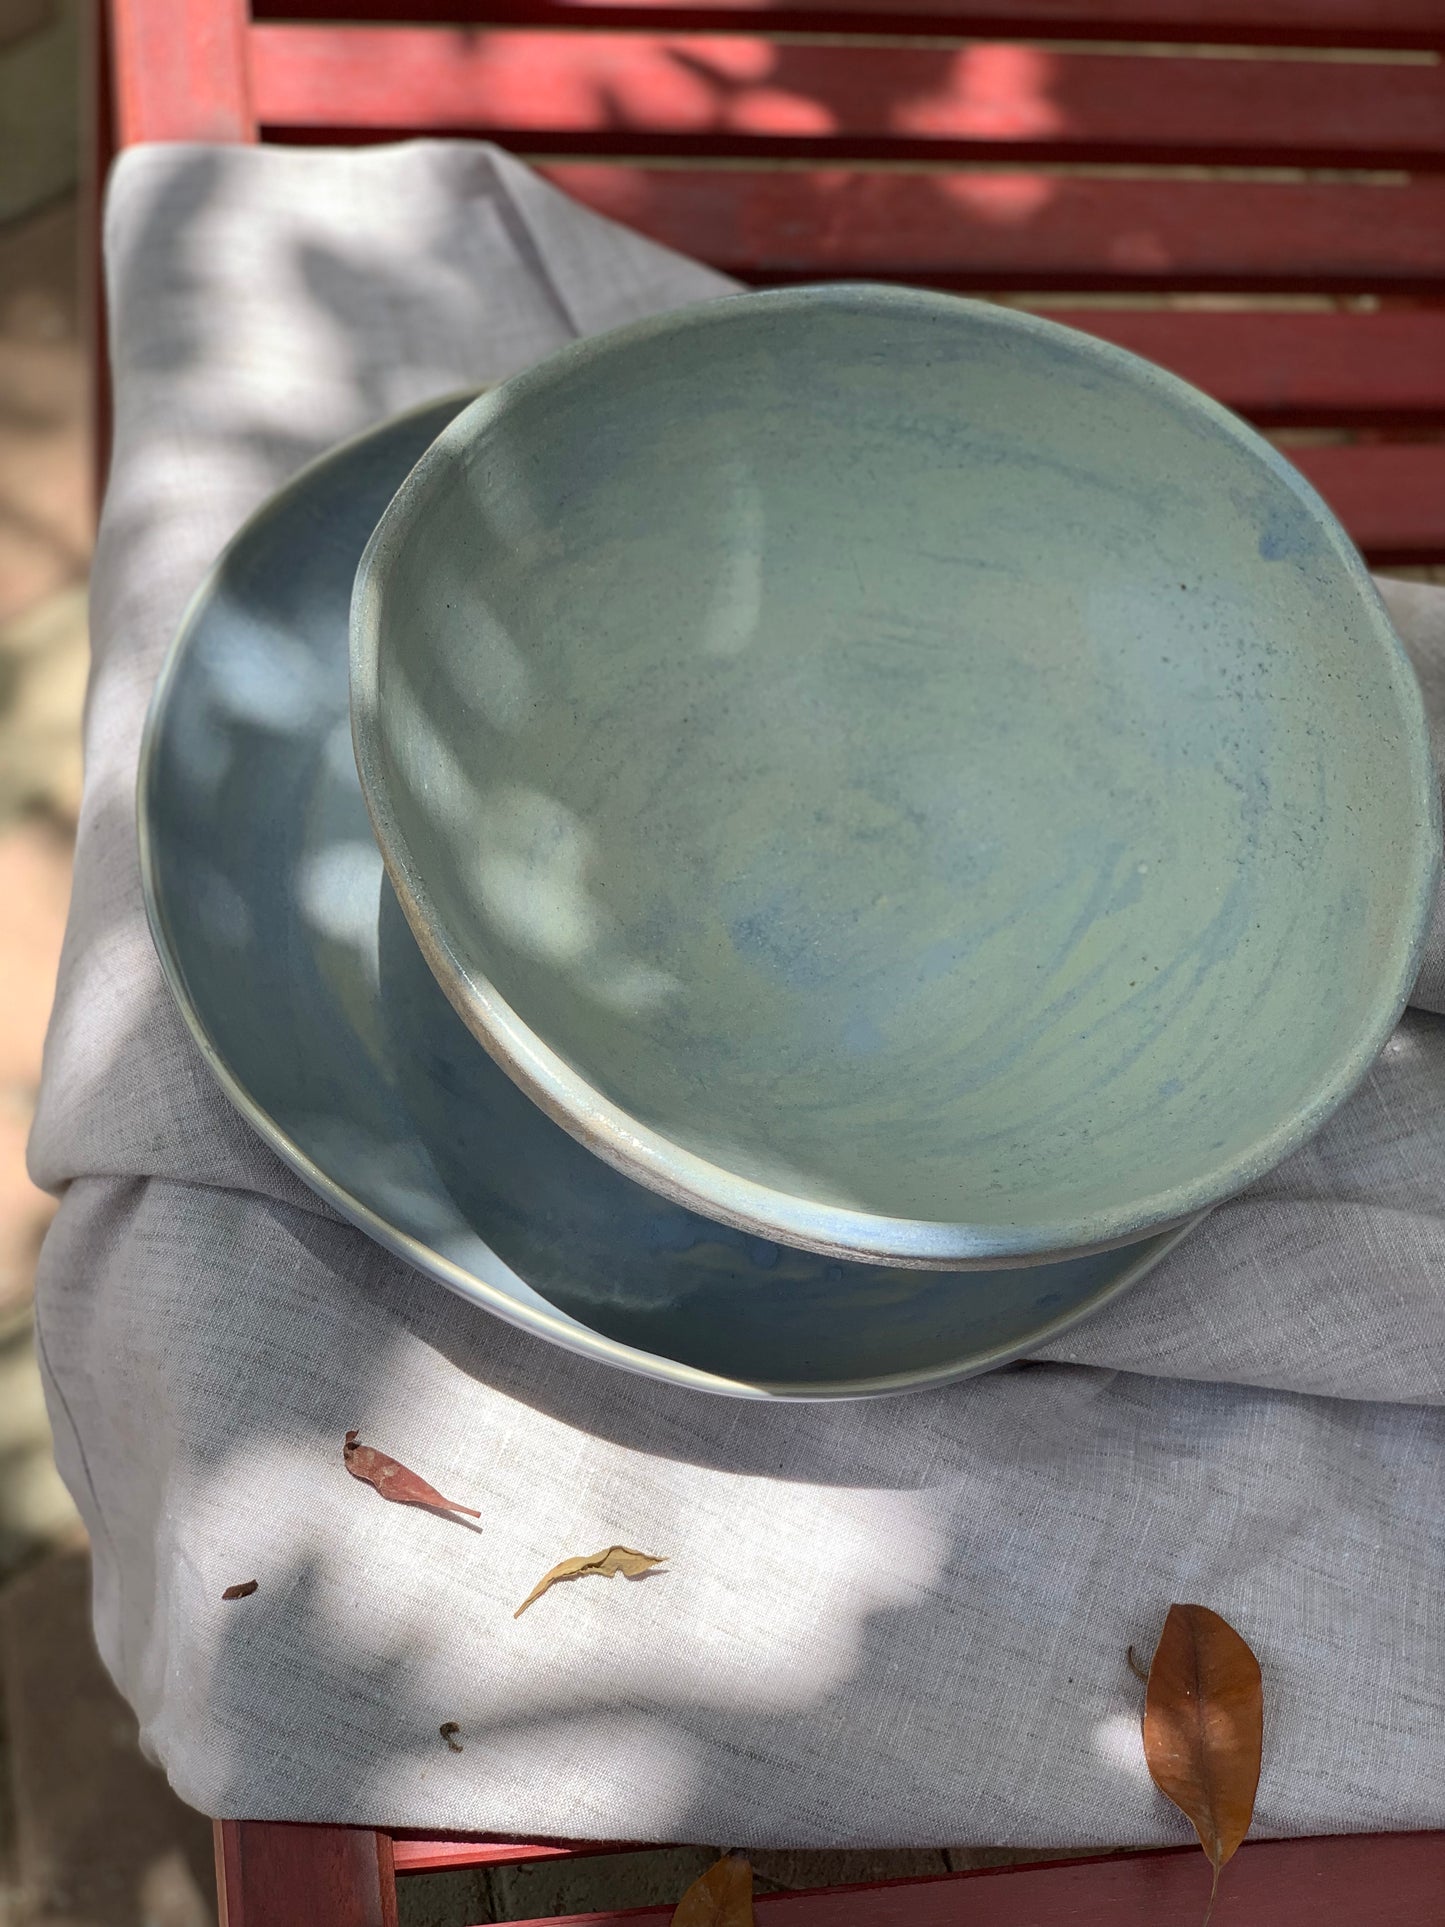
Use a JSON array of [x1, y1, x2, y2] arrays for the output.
[[29, 140, 1445, 1841]]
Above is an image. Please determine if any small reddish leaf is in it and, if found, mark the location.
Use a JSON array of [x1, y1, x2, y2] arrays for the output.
[[672, 1854, 753, 1926], [221, 1580, 258, 1601], [343, 1431, 481, 1518], [1142, 1603, 1263, 1926]]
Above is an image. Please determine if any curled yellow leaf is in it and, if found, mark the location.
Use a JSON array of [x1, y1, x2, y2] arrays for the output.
[[514, 1545, 667, 1618]]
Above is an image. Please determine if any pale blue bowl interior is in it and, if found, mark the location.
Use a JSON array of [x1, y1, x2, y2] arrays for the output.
[[353, 286, 1439, 1267]]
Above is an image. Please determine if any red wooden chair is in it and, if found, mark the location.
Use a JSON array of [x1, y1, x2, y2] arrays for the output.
[[96, 2, 1445, 1918]]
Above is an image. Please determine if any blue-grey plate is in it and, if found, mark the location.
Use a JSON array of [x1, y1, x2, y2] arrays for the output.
[[139, 396, 1199, 1400]]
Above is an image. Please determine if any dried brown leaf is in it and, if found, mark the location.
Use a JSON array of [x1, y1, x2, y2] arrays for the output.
[[514, 1546, 667, 1618], [1142, 1603, 1263, 1927], [221, 1580, 258, 1601], [439, 1722, 463, 1753], [343, 1430, 481, 1518], [671, 1854, 753, 1926]]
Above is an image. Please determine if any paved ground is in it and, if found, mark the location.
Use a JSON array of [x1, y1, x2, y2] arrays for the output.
[[0, 8, 200, 1923], [0, 0, 85, 1555]]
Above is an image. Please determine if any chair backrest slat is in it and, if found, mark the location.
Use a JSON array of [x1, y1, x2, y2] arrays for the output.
[[249, 0, 1445, 54], [1044, 309, 1445, 428], [249, 25, 1445, 171], [536, 162, 1445, 295], [1287, 442, 1445, 566]]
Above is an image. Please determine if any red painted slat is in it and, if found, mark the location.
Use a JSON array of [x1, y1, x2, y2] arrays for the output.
[[247, 0, 1445, 55], [214, 1821, 397, 1927], [1288, 439, 1445, 561], [391, 1837, 635, 1872], [1048, 309, 1445, 426], [250, 26, 1445, 169], [536, 165, 1445, 293], [458, 1834, 1445, 1926], [106, 0, 254, 145]]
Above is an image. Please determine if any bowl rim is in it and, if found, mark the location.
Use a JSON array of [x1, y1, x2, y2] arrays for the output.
[[350, 281, 1442, 1270]]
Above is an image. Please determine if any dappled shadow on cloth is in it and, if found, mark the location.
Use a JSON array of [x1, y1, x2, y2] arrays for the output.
[[29, 137, 721, 1212], [162, 1216, 1442, 1843]]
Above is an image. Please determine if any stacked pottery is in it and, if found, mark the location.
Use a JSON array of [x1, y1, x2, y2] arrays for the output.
[[142, 285, 1440, 1399]]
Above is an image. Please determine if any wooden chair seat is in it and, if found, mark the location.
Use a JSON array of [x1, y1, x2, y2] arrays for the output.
[[99, 3, 1445, 1916]]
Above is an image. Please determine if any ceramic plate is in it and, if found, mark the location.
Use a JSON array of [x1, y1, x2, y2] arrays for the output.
[[141, 397, 1198, 1400]]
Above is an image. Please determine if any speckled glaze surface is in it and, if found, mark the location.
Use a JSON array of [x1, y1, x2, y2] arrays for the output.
[[138, 397, 1199, 1399], [352, 286, 1440, 1269]]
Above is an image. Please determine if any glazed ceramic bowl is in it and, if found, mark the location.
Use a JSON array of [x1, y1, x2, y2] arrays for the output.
[[351, 284, 1439, 1270]]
